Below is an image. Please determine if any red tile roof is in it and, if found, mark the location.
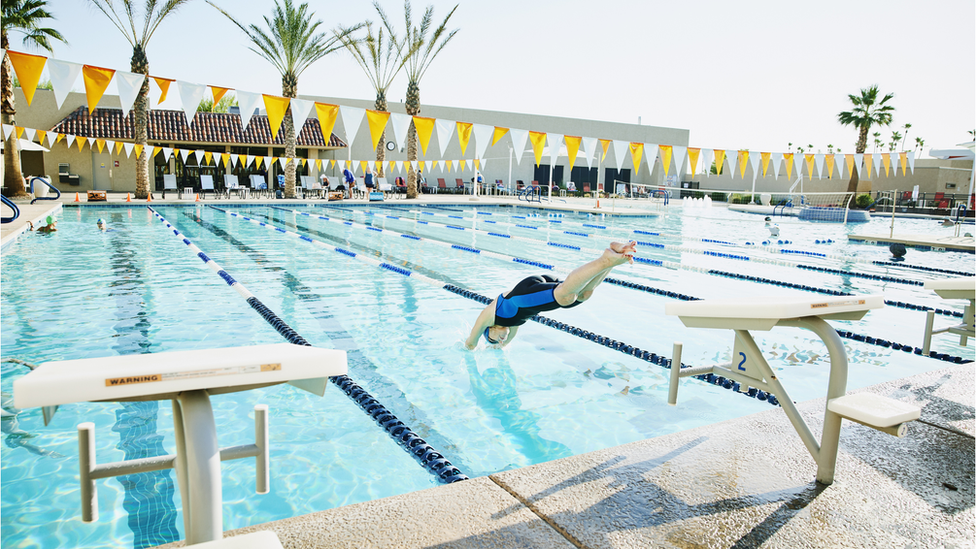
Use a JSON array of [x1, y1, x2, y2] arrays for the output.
[[51, 107, 346, 148]]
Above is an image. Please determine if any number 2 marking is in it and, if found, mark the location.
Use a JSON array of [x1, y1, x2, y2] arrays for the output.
[[737, 352, 747, 371]]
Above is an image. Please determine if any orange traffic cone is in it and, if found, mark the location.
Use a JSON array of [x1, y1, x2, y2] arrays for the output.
[[74, 192, 80, 202], [147, 193, 152, 203], [126, 193, 131, 202], [596, 199, 601, 209], [195, 193, 200, 202]]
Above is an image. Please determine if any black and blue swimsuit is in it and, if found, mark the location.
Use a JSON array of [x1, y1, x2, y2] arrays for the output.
[[493, 275, 582, 327]]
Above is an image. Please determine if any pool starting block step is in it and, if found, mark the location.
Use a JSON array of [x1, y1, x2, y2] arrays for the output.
[[665, 295, 885, 331], [924, 276, 976, 300], [828, 393, 921, 431], [14, 343, 346, 408]]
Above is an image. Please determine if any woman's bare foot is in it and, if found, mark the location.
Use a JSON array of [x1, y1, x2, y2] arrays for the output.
[[604, 241, 637, 265]]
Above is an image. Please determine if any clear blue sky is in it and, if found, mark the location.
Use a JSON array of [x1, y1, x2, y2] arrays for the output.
[[13, 0, 976, 156]]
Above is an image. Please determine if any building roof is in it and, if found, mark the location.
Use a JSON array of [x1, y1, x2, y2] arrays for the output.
[[51, 107, 346, 148]]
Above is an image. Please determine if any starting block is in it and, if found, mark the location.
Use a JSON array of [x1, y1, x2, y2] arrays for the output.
[[922, 276, 975, 354]]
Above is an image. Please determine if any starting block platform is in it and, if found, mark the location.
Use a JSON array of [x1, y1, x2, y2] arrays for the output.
[[922, 276, 975, 353], [14, 343, 346, 546], [665, 294, 921, 485]]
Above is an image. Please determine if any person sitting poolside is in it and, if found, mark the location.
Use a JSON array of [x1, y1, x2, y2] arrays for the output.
[[465, 241, 637, 350], [36, 216, 57, 233]]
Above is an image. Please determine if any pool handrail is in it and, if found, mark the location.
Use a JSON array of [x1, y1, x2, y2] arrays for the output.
[[517, 185, 542, 203], [1, 195, 20, 223], [29, 176, 61, 205]]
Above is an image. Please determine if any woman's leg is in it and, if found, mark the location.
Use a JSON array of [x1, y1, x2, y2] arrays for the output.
[[552, 242, 635, 306]]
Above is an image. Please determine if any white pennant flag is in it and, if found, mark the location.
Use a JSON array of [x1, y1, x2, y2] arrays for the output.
[[65, 134, 76, 148], [464, 159, 472, 171], [46, 131, 58, 146], [46, 59, 83, 110], [115, 71, 146, 119], [473, 123, 494, 160], [2, 124, 13, 141], [612, 140, 629, 171], [854, 153, 864, 177], [452, 159, 459, 172], [23, 127, 35, 142], [906, 150, 915, 174], [177, 81, 207, 126], [671, 146, 687, 178], [771, 153, 783, 179], [230, 153, 239, 167], [339, 106, 365, 149], [123, 142, 134, 158], [104, 139, 115, 153], [581, 137, 597, 168], [236, 90, 263, 131], [727, 151, 739, 179], [289, 98, 314, 134], [278, 157, 287, 169], [548, 134, 564, 166], [643, 143, 658, 174], [814, 153, 826, 179], [244, 155, 252, 167], [435, 118, 456, 158], [835, 155, 845, 179], [509, 128, 529, 165], [871, 153, 882, 178], [162, 147, 173, 160], [179, 149, 190, 163], [389, 113, 412, 150], [749, 153, 761, 182], [367, 160, 375, 173], [701, 149, 713, 177], [480, 158, 487, 172]]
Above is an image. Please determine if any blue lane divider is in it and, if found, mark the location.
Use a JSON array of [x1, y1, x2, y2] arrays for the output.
[[870, 261, 973, 278], [148, 207, 469, 484]]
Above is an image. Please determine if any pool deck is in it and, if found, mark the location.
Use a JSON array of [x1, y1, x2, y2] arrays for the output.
[[154, 363, 975, 549]]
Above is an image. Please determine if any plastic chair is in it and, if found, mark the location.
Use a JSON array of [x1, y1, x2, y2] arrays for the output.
[[200, 175, 216, 199], [162, 174, 178, 198]]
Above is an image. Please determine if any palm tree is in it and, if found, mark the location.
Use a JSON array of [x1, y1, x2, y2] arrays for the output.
[[89, 0, 191, 199], [209, 0, 359, 198], [890, 131, 902, 152], [337, 13, 412, 177], [901, 122, 911, 150], [377, 0, 458, 199], [2, 0, 66, 198], [827, 144, 834, 154], [838, 85, 895, 193], [914, 136, 925, 156], [871, 132, 881, 152]]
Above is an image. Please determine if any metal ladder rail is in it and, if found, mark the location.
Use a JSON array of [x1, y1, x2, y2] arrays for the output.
[[1, 195, 20, 223]]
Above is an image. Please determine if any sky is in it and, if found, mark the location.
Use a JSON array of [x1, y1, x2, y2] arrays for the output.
[[12, 0, 976, 157]]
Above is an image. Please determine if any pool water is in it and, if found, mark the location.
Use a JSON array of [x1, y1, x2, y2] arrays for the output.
[[2, 202, 972, 548]]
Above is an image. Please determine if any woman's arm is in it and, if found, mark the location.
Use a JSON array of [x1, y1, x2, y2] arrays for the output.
[[464, 299, 498, 350]]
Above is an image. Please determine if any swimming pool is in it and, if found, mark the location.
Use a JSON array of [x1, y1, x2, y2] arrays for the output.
[[2, 202, 972, 548]]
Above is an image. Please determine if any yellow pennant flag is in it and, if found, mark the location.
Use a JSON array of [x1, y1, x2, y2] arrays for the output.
[[6, 50, 47, 106], [412, 116, 435, 156], [389, 160, 396, 173], [629, 143, 644, 175], [134, 144, 144, 159], [153, 77, 174, 103], [95, 139, 105, 153], [782, 153, 794, 179], [204, 151, 213, 165], [659, 145, 673, 176], [825, 154, 836, 179], [737, 150, 749, 179], [863, 154, 874, 178], [314, 103, 339, 145], [211, 86, 230, 105], [56, 133, 65, 144], [15, 126, 24, 139], [360, 160, 368, 174], [403, 161, 411, 172], [429, 160, 437, 171], [687, 148, 701, 178], [222, 153, 230, 167], [263, 94, 290, 140], [528, 131, 547, 167], [804, 154, 816, 178], [491, 126, 509, 147], [82, 65, 116, 113], [115, 141, 124, 155], [456, 122, 473, 156], [475, 158, 480, 170], [366, 109, 391, 151], [446, 161, 451, 173], [713, 149, 726, 175], [314, 159, 322, 170], [330, 159, 336, 169], [76, 137, 87, 151], [899, 152, 908, 176], [254, 156, 263, 170], [760, 152, 771, 178], [418, 161, 426, 172], [881, 153, 891, 177], [565, 136, 582, 172], [599, 139, 612, 162], [845, 154, 855, 178]]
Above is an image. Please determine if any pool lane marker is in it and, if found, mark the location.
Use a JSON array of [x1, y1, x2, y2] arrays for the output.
[[254, 205, 973, 366], [146, 206, 469, 484]]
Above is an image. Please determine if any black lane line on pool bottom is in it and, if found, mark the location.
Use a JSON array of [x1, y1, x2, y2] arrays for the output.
[[176, 209, 469, 483]]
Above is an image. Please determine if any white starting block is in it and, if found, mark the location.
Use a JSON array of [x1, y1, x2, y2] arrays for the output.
[[922, 276, 975, 354], [14, 343, 346, 546], [665, 294, 921, 485]]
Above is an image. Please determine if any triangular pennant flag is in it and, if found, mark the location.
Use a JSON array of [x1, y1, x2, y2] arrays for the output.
[[491, 126, 509, 147], [629, 143, 644, 175], [109, 140, 120, 154], [782, 153, 794, 179], [178, 81, 208, 126], [6, 50, 47, 106], [46, 131, 58, 146], [509, 128, 529, 165], [418, 160, 426, 172], [3, 124, 15, 141], [359, 160, 368, 174], [263, 94, 291, 140], [445, 160, 451, 172], [737, 150, 750, 179], [82, 65, 116, 113], [365, 109, 391, 151], [760, 152, 771, 178], [713, 149, 726, 175], [863, 154, 874, 178], [658, 145, 673, 176], [46, 59, 83, 109], [314, 103, 339, 144], [389, 113, 412, 149], [452, 160, 460, 172], [688, 147, 702, 178], [367, 160, 375, 173], [581, 137, 598, 168], [435, 118, 456, 157], [825, 154, 836, 179], [881, 153, 891, 177], [236, 90, 263, 131], [547, 134, 564, 168], [254, 156, 263, 170], [15, 126, 24, 139], [204, 151, 213, 165], [115, 71, 147, 119], [771, 152, 783, 179], [610, 140, 627, 171], [314, 158, 321, 170], [278, 156, 287, 169], [389, 160, 396, 173], [179, 148, 190, 163], [599, 139, 612, 163], [134, 144, 143, 158], [123, 142, 135, 158], [412, 116, 435, 156], [871, 153, 882, 178], [76, 136, 86, 151], [529, 131, 547, 167], [906, 150, 915, 174], [672, 146, 687, 177], [64, 133, 75, 148], [153, 77, 174, 105], [456, 122, 473, 156], [22, 127, 34, 142], [701, 149, 713, 176], [473, 123, 493, 160], [854, 153, 864, 177], [749, 153, 762, 183], [464, 159, 472, 171], [804, 154, 816, 178], [845, 154, 855, 179], [564, 136, 582, 172], [899, 152, 908, 176], [211, 86, 230, 106], [339, 105, 365, 148], [814, 154, 826, 180], [222, 153, 231, 167]]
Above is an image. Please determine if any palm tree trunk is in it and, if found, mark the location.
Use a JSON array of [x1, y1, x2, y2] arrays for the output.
[[847, 126, 870, 195], [131, 45, 151, 199], [374, 94, 387, 178], [283, 75, 297, 199], [1, 32, 28, 198], [405, 80, 420, 199]]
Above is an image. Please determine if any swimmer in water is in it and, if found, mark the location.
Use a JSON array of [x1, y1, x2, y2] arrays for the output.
[[36, 216, 57, 233], [96, 218, 107, 231], [764, 217, 780, 237], [465, 241, 637, 350]]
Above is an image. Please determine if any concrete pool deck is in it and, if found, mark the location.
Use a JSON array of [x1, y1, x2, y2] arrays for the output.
[[154, 363, 974, 549]]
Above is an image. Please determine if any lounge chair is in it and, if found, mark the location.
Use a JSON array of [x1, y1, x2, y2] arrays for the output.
[[354, 180, 369, 199], [301, 175, 322, 199], [200, 175, 216, 199], [162, 174, 177, 198], [250, 174, 269, 198], [437, 178, 447, 194], [378, 177, 396, 199], [455, 178, 465, 194], [224, 174, 245, 199]]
